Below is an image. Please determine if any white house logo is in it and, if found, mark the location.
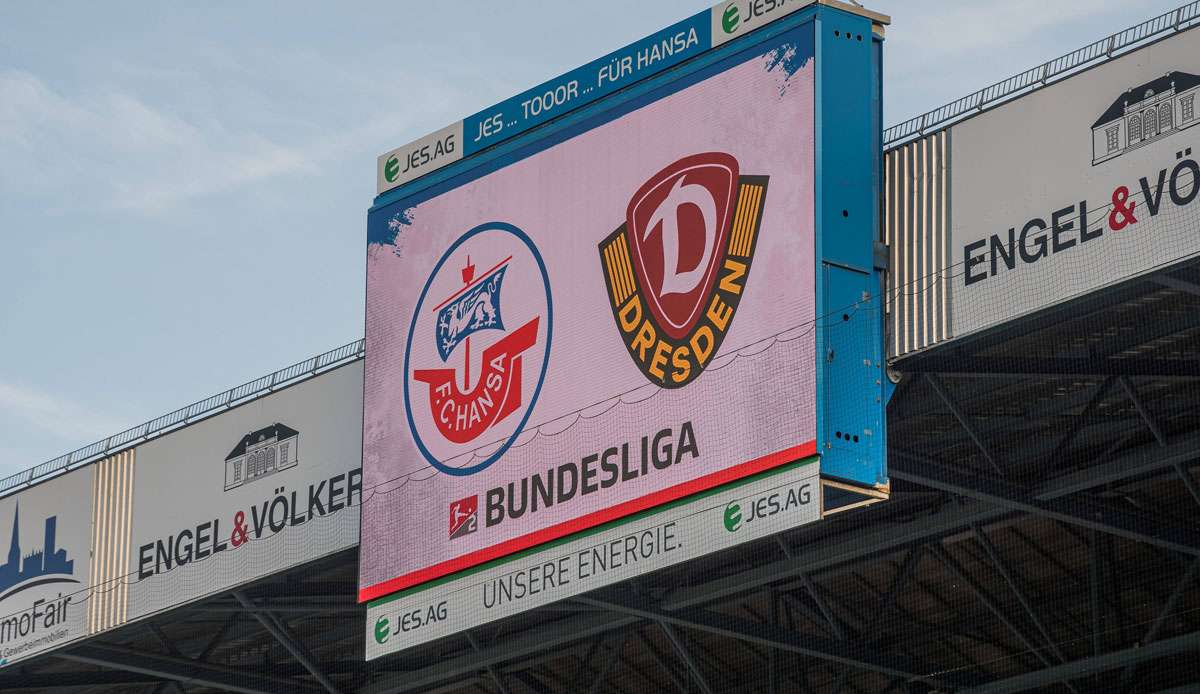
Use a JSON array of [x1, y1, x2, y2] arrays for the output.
[[0, 506, 77, 602], [224, 423, 299, 491], [404, 222, 552, 476], [1092, 70, 1199, 165]]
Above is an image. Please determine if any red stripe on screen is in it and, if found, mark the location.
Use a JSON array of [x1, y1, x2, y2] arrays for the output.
[[359, 440, 817, 603]]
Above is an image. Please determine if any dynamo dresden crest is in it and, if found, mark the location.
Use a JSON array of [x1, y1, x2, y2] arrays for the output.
[[404, 222, 552, 476], [599, 152, 768, 388]]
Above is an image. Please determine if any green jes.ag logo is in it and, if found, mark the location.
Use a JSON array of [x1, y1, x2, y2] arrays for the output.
[[723, 501, 742, 532], [722, 3, 741, 34], [383, 155, 401, 183], [374, 616, 391, 644]]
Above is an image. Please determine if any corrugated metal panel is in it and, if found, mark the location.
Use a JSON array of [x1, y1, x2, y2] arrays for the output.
[[88, 449, 135, 634], [885, 130, 952, 357]]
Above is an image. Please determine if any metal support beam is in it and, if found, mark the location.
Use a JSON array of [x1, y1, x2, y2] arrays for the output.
[[968, 518, 1069, 666], [466, 631, 513, 694], [1038, 432, 1200, 497], [798, 571, 848, 641], [233, 590, 342, 694], [58, 643, 325, 694], [925, 373, 1002, 475], [768, 589, 779, 694], [586, 634, 629, 694], [577, 594, 982, 689], [904, 356, 1200, 378], [0, 671, 161, 690], [658, 621, 716, 694], [1118, 376, 1167, 447], [1045, 376, 1116, 464], [1175, 462, 1200, 509], [195, 604, 365, 614], [1091, 531, 1103, 660], [962, 631, 1200, 694], [635, 629, 688, 693], [1120, 556, 1200, 685], [930, 545, 1059, 672], [147, 623, 189, 694], [891, 454, 1200, 556], [877, 545, 924, 626], [511, 671, 553, 694], [567, 636, 607, 693], [1153, 274, 1200, 296]]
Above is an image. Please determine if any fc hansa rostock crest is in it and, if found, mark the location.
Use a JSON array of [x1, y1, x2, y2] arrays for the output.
[[404, 222, 552, 476], [599, 153, 768, 388]]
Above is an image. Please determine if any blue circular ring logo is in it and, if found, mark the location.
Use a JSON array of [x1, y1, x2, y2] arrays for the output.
[[402, 221, 553, 476]]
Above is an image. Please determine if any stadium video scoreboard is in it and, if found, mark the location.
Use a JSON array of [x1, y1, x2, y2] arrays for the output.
[[361, 0, 890, 658]]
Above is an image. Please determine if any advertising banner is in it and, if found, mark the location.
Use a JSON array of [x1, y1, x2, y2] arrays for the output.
[[126, 362, 363, 621], [372, 0, 897, 195], [951, 30, 1200, 335], [0, 468, 92, 666], [362, 26, 818, 602], [366, 458, 819, 659]]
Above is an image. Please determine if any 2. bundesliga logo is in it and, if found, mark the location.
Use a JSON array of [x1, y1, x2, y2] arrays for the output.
[[599, 153, 768, 387], [404, 222, 553, 477]]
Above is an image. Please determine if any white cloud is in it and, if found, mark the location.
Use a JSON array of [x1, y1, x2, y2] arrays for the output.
[[885, 0, 1127, 61], [0, 68, 317, 214], [0, 380, 127, 446], [877, 0, 1157, 123]]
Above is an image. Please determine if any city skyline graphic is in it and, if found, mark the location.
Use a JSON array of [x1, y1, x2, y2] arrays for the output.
[[0, 505, 77, 601]]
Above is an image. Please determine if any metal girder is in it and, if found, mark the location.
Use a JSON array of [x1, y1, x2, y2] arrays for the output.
[[961, 630, 1200, 694], [0, 670, 160, 690], [1178, 462, 1200, 508], [233, 590, 343, 694], [657, 621, 716, 694], [1044, 376, 1116, 463], [576, 594, 983, 689], [147, 623, 189, 694], [925, 373, 1002, 474], [466, 630, 513, 694], [1038, 432, 1200, 497], [567, 636, 608, 692], [586, 633, 629, 694], [195, 604, 365, 613], [245, 582, 359, 597], [511, 670, 554, 694], [901, 356, 1200, 378], [1153, 274, 1200, 296], [1120, 556, 1200, 684], [891, 454, 1200, 557], [635, 629, 688, 693], [1118, 376, 1168, 447], [930, 545, 1060, 672], [57, 642, 326, 694], [967, 521, 1070, 668]]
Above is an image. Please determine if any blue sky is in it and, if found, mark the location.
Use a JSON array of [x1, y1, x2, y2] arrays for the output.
[[0, 0, 1185, 477]]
